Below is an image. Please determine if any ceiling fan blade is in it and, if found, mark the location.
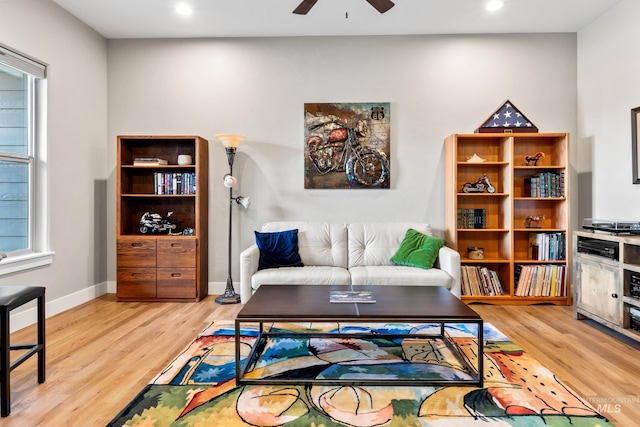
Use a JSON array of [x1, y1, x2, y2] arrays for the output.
[[293, 0, 319, 15], [366, 0, 395, 14]]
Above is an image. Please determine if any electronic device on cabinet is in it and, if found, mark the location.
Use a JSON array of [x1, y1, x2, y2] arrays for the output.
[[582, 218, 640, 235], [576, 237, 619, 260]]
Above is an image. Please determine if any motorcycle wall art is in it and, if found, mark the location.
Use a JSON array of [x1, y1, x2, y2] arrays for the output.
[[304, 102, 390, 189]]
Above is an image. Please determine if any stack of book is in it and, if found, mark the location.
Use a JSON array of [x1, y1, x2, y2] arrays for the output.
[[523, 172, 565, 198], [528, 232, 566, 261], [133, 157, 168, 166], [514, 264, 567, 297], [154, 172, 196, 195], [461, 265, 504, 296], [457, 208, 486, 229]]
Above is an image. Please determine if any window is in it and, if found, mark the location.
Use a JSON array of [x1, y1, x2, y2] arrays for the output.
[[0, 43, 52, 274]]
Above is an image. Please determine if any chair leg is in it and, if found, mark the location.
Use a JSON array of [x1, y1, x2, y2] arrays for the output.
[[1, 308, 10, 417], [37, 295, 45, 384]]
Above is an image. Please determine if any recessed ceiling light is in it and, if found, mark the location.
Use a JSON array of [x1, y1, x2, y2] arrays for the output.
[[176, 4, 193, 16], [486, 1, 504, 11]]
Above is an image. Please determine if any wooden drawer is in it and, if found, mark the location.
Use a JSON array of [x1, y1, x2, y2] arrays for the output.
[[157, 268, 196, 299], [157, 238, 196, 268], [117, 238, 156, 268], [117, 268, 156, 298]]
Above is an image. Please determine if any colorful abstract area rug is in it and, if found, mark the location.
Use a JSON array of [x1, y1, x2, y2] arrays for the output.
[[107, 321, 613, 427]]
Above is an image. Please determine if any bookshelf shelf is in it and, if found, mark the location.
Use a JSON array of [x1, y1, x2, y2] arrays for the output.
[[457, 229, 509, 232], [445, 133, 570, 305]]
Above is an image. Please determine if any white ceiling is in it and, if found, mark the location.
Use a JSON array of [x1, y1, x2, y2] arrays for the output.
[[50, 0, 621, 39]]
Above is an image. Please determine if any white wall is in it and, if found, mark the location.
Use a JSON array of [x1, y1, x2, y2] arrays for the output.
[[0, 0, 108, 324], [577, 0, 640, 221], [107, 34, 577, 289], [0, 0, 584, 318]]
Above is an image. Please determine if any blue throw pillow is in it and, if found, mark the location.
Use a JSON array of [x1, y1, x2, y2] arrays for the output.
[[255, 229, 304, 270]]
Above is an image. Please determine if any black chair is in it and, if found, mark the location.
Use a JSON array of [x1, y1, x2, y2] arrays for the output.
[[0, 286, 45, 417]]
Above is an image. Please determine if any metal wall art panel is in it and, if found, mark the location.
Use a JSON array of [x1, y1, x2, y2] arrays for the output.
[[304, 102, 390, 189]]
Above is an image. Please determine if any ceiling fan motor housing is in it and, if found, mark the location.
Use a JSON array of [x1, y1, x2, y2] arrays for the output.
[[293, 0, 395, 15]]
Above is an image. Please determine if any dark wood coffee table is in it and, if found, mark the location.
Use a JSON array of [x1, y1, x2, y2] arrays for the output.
[[235, 284, 483, 386]]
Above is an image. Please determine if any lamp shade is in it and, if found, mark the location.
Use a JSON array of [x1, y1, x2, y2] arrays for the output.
[[215, 134, 245, 149], [237, 196, 250, 209], [223, 174, 236, 188]]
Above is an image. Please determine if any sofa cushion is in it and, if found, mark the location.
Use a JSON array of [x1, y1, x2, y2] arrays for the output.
[[348, 222, 433, 268], [349, 265, 453, 290], [390, 228, 446, 270], [251, 266, 351, 291], [255, 229, 304, 270], [262, 222, 348, 268]]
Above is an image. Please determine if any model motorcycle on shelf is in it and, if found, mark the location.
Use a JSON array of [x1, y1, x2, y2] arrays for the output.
[[462, 174, 496, 193], [139, 211, 181, 234], [306, 115, 389, 187]]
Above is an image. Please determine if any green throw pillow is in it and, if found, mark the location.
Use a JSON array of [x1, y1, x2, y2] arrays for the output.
[[390, 228, 446, 270]]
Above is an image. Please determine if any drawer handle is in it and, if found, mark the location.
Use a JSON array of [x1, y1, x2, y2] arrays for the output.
[[171, 273, 182, 278], [171, 243, 181, 248], [612, 293, 619, 298], [131, 243, 143, 247]]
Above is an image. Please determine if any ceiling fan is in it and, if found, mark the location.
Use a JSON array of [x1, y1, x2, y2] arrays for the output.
[[293, 0, 395, 15]]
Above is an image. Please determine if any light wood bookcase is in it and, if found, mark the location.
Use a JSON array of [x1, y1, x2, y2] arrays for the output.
[[116, 135, 209, 302], [444, 133, 571, 305]]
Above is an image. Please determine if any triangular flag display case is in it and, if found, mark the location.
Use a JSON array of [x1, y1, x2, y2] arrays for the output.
[[476, 100, 538, 133], [444, 132, 570, 305]]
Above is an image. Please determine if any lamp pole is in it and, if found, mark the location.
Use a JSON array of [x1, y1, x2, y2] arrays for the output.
[[214, 134, 245, 305]]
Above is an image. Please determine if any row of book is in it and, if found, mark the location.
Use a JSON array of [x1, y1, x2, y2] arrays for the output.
[[457, 208, 486, 229], [461, 265, 504, 296], [154, 172, 196, 195], [514, 264, 567, 297], [523, 172, 565, 198], [528, 232, 566, 261]]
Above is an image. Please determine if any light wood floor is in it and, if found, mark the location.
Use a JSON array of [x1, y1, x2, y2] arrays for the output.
[[4, 295, 639, 426]]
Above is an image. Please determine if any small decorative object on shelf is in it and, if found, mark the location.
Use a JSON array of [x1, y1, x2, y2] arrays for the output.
[[526, 214, 545, 228], [524, 151, 545, 166], [466, 153, 487, 163], [462, 174, 496, 193], [138, 211, 181, 235], [177, 154, 192, 165], [467, 247, 485, 260]]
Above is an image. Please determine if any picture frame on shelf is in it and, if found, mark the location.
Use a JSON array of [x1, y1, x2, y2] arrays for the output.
[[632, 106, 640, 184]]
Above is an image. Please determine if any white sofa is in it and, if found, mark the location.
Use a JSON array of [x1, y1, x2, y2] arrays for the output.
[[239, 222, 461, 304]]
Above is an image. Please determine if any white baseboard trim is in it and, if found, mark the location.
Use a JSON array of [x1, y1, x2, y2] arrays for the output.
[[11, 281, 232, 333], [209, 281, 227, 296], [10, 282, 109, 333]]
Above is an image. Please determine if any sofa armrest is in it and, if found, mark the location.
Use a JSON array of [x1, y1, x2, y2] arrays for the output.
[[435, 246, 461, 299], [240, 244, 260, 304]]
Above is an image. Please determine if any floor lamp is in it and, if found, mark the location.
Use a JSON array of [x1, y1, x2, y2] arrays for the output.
[[215, 134, 250, 305]]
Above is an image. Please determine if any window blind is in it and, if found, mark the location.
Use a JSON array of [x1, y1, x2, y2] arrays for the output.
[[0, 44, 46, 79]]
